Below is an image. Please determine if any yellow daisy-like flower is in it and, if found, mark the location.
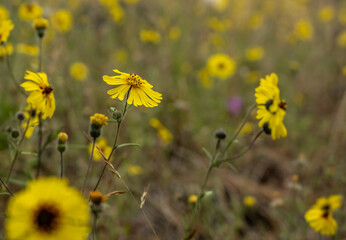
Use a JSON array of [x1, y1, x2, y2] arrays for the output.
[[21, 71, 56, 120], [305, 195, 342, 236], [18, 3, 42, 21], [255, 73, 287, 140], [22, 105, 40, 138], [70, 62, 89, 81], [51, 10, 73, 33], [207, 54, 236, 80], [5, 177, 90, 240], [89, 137, 112, 161], [139, 29, 161, 44], [103, 69, 162, 107], [245, 46, 265, 62], [0, 19, 14, 43]]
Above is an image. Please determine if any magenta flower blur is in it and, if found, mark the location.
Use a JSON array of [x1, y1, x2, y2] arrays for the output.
[[227, 97, 243, 116]]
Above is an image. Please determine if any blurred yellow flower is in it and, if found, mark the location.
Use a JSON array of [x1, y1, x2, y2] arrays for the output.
[[126, 165, 143, 175], [243, 196, 256, 207], [18, 3, 42, 21], [150, 118, 173, 145], [294, 20, 314, 41], [337, 30, 346, 48], [208, 17, 231, 32], [51, 10, 73, 33], [21, 71, 55, 119], [104, 69, 162, 107], [245, 46, 265, 62], [89, 137, 112, 161], [207, 54, 236, 80], [17, 44, 39, 56], [318, 6, 334, 23], [168, 26, 181, 41], [305, 195, 342, 236], [342, 66, 346, 76], [0, 5, 9, 21], [70, 62, 89, 81], [140, 29, 161, 44], [338, 7, 346, 25], [0, 43, 13, 58], [255, 73, 287, 140], [110, 5, 124, 23], [5, 177, 90, 240], [0, 19, 14, 43], [248, 12, 264, 29], [188, 194, 198, 204], [22, 105, 40, 138], [208, 33, 225, 47], [213, 0, 229, 12], [239, 122, 254, 136], [198, 68, 213, 88]]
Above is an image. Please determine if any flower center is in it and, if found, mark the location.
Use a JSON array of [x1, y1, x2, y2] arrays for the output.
[[279, 101, 287, 111], [41, 85, 53, 96], [127, 74, 143, 87], [34, 204, 60, 233], [218, 62, 225, 69], [27, 5, 34, 12]]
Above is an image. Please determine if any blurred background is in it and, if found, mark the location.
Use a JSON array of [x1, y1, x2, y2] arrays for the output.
[[0, 0, 345, 239]]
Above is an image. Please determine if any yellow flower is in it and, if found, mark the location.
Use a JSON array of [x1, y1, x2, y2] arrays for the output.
[[110, 5, 124, 23], [70, 62, 89, 81], [0, 19, 14, 43], [150, 118, 173, 145], [337, 30, 346, 48], [243, 196, 256, 207], [21, 106, 40, 138], [0, 42, 13, 58], [58, 132, 68, 144], [294, 20, 314, 41], [90, 113, 108, 127], [89, 137, 112, 161], [245, 46, 265, 62], [18, 3, 42, 21], [338, 7, 346, 25], [207, 54, 236, 80], [5, 177, 90, 240], [198, 68, 213, 88], [33, 17, 49, 30], [239, 122, 254, 136], [126, 164, 143, 176], [0, 5, 9, 21], [188, 194, 198, 204], [305, 195, 342, 236], [168, 26, 181, 41], [318, 6, 335, 23], [248, 12, 264, 29], [21, 71, 55, 119], [103, 69, 162, 107], [17, 44, 39, 56], [255, 73, 287, 140], [51, 10, 73, 33], [139, 30, 161, 44]]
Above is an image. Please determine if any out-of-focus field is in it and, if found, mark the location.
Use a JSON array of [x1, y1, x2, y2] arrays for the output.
[[0, 0, 346, 239]]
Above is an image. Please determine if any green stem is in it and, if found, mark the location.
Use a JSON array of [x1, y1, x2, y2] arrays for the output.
[[82, 138, 96, 196], [0, 177, 13, 196], [60, 152, 64, 178], [35, 116, 43, 178], [38, 38, 43, 72], [91, 212, 98, 240]]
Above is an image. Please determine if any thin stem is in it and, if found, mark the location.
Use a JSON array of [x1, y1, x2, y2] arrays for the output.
[[0, 177, 13, 196], [35, 116, 43, 178], [60, 152, 64, 178], [38, 38, 43, 72], [6, 114, 32, 184], [220, 104, 256, 157], [91, 212, 98, 240], [82, 138, 96, 196]]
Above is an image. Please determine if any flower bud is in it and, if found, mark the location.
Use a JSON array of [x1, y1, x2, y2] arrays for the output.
[[112, 110, 122, 123], [57, 132, 68, 153], [90, 113, 108, 139], [215, 129, 227, 140], [11, 129, 20, 139], [16, 111, 25, 121], [262, 122, 271, 135], [33, 17, 49, 38]]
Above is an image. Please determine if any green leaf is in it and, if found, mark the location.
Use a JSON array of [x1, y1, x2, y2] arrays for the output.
[[20, 151, 37, 156], [202, 147, 212, 160], [116, 143, 141, 149], [0, 192, 11, 196], [9, 178, 27, 186]]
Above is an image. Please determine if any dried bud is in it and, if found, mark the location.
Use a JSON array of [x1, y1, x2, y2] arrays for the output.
[[16, 111, 25, 121], [90, 191, 108, 205], [11, 129, 20, 139], [215, 129, 227, 140]]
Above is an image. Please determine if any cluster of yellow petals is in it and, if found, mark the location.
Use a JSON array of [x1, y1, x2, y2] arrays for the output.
[[90, 113, 108, 127]]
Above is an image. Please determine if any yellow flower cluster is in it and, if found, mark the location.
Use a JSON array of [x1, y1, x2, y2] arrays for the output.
[[90, 113, 109, 127]]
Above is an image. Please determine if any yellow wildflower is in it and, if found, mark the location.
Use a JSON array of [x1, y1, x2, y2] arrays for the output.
[[0, 5, 9, 21], [126, 165, 143, 176], [103, 69, 162, 107], [150, 118, 173, 144], [90, 113, 108, 127], [140, 30, 161, 44], [21, 71, 55, 119], [305, 195, 342, 236], [51, 10, 73, 33], [57, 132, 68, 144], [207, 54, 236, 80], [208, 17, 231, 32], [294, 20, 314, 41], [110, 5, 124, 23], [5, 177, 90, 240], [70, 62, 89, 81], [337, 30, 346, 48], [0, 19, 14, 43], [18, 3, 42, 21], [17, 44, 39, 56], [188, 194, 198, 204], [239, 122, 254, 136], [89, 137, 112, 161], [243, 196, 256, 207], [245, 46, 265, 62], [318, 6, 335, 23], [0, 42, 13, 58]]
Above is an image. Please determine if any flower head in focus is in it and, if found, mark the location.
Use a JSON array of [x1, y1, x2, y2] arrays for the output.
[[103, 69, 162, 107], [21, 71, 55, 119], [305, 195, 342, 236]]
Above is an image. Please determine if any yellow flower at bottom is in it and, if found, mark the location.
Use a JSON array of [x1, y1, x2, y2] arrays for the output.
[[89, 137, 112, 161], [103, 69, 162, 107], [207, 54, 236, 80], [305, 195, 342, 236], [5, 177, 90, 240]]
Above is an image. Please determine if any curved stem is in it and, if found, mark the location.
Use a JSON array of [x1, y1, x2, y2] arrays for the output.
[[82, 138, 96, 196]]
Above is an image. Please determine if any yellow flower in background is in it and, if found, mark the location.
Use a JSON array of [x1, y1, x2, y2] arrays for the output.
[[213, 0, 229, 12], [168, 26, 181, 41], [150, 118, 173, 145], [140, 30, 161, 44], [318, 6, 334, 23], [338, 7, 346, 25], [0, 5, 9, 21], [51, 10, 73, 33], [208, 17, 231, 32], [305, 195, 342, 236], [207, 54, 236, 80], [89, 137, 112, 161], [248, 12, 264, 29], [21, 71, 55, 119], [18, 3, 42, 21], [209, 33, 225, 47], [188, 194, 198, 204], [5, 177, 90, 240], [294, 20, 314, 41], [110, 5, 124, 23], [22, 105, 40, 138], [243, 196, 256, 207], [239, 122, 254, 136], [17, 44, 39, 56], [0, 19, 14, 43], [342, 66, 346, 76], [245, 46, 265, 62], [126, 164, 143, 176], [70, 62, 89, 81], [0, 42, 13, 58], [198, 68, 213, 88], [255, 73, 287, 140], [104, 69, 162, 107], [337, 30, 346, 48]]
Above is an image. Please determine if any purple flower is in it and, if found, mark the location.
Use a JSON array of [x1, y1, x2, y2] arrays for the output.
[[227, 97, 243, 116]]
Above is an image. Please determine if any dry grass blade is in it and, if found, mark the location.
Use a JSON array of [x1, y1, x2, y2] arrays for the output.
[[106, 190, 127, 197], [140, 184, 150, 209]]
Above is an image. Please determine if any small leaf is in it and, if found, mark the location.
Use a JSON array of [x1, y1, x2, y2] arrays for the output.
[[0, 192, 12, 196], [226, 163, 238, 173], [116, 143, 141, 149], [202, 147, 212, 160]]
